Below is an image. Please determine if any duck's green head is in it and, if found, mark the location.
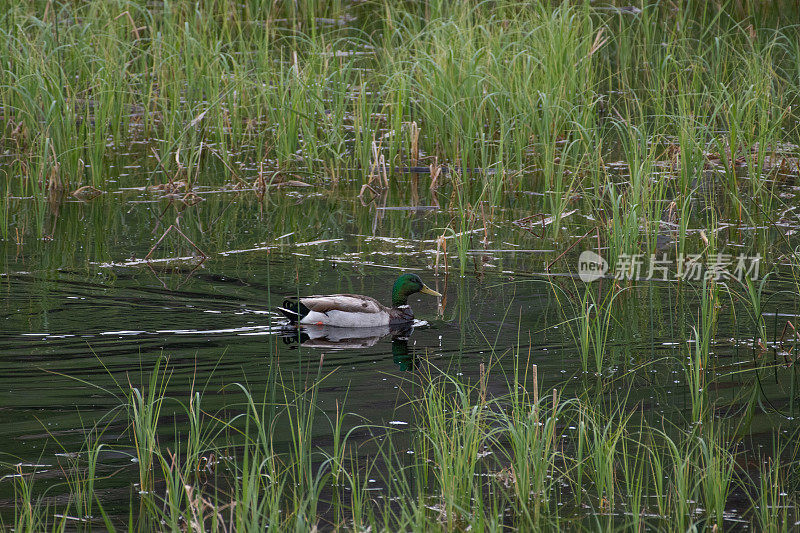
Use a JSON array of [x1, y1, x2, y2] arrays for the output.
[[391, 273, 442, 307]]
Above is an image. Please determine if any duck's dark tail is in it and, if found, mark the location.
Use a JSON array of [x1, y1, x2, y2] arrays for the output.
[[276, 298, 310, 324]]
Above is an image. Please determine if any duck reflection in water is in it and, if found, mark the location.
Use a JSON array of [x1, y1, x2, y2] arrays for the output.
[[280, 324, 417, 371]]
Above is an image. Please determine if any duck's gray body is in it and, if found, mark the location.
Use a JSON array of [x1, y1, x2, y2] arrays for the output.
[[278, 294, 413, 327]]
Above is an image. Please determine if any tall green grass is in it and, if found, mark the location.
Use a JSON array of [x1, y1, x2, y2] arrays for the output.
[[1, 1, 796, 200], [5, 347, 797, 530]]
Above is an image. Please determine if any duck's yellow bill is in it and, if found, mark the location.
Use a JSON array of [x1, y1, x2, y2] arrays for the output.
[[420, 285, 442, 297]]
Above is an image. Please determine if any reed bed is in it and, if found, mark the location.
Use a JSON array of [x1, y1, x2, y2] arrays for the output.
[[0, 1, 797, 196], [4, 351, 798, 531], [0, 0, 796, 267]]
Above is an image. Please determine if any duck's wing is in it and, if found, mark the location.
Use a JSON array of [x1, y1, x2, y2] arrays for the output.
[[300, 294, 384, 314]]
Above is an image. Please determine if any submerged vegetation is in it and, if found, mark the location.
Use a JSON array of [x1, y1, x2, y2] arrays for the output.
[[2, 0, 800, 530]]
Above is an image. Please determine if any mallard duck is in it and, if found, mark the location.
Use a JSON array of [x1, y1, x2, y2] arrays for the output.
[[277, 273, 441, 327]]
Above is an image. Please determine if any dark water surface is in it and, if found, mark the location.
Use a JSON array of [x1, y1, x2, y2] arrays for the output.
[[1, 183, 799, 520]]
